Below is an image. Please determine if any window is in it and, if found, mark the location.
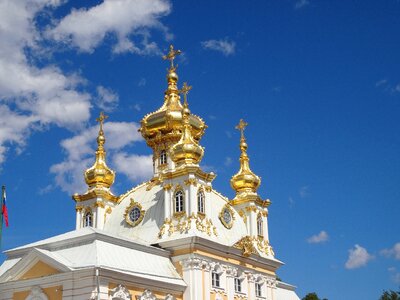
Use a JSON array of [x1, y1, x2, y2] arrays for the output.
[[257, 216, 263, 236], [175, 190, 184, 213], [84, 210, 93, 227], [197, 190, 205, 213], [234, 277, 241, 293], [212, 272, 220, 288], [160, 150, 167, 165], [255, 283, 262, 297]]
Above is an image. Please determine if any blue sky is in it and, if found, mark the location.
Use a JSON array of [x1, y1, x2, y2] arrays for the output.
[[1, 0, 400, 299]]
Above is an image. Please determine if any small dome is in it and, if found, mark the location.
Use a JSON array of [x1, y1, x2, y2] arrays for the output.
[[84, 113, 115, 189], [230, 119, 261, 194], [170, 102, 204, 165]]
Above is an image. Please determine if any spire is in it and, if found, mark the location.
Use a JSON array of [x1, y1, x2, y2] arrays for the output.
[[162, 45, 182, 110], [230, 119, 261, 195], [84, 112, 115, 190], [170, 83, 204, 165]]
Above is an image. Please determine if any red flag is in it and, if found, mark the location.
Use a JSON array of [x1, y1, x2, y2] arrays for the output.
[[1, 186, 8, 227]]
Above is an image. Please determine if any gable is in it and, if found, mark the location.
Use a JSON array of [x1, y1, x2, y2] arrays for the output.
[[19, 260, 61, 280]]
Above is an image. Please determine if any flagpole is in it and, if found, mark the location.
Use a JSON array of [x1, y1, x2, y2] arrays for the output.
[[0, 185, 4, 247]]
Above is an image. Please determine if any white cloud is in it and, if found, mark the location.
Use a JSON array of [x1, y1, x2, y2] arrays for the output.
[[0, 0, 91, 164], [307, 230, 329, 244], [138, 78, 147, 87], [295, 0, 310, 9], [345, 244, 374, 269], [201, 38, 236, 56], [112, 152, 153, 182], [299, 185, 309, 198], [96, 86, 119, 112], [375, 79, 388, 87], [50, 121, 145, 194], [224, 157, 232, 167], [380, 242, 400, 260], [48, 0, 171, 54]]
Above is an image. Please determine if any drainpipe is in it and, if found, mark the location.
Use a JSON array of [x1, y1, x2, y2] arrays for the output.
[[96, 268, 100, 300]]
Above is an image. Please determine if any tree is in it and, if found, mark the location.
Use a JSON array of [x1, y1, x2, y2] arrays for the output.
[[379, 290, 400, 300], [302, 292, 320, 300]]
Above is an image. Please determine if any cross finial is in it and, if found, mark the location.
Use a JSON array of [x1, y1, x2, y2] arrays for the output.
[[162, 45, 182, 68], [180, 82, 192, 106], [235, 119, 248, 139], [96, 112, 108, 132]]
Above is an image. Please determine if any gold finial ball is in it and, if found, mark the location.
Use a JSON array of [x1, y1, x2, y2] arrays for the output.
[[167, 69, 178, 82], [240, 141, 248, 151], [97, 134, 105, 144]]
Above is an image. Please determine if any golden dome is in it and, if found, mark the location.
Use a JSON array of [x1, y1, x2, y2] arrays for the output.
[[139, 45, 206, 150], [170, 83, 204, 165], [84, 112, 115, 189], [230, 119, 261, 194]]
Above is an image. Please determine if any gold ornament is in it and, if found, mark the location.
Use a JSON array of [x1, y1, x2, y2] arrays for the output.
[[84, 112, 115, 190], [230, 119, 261, 195]]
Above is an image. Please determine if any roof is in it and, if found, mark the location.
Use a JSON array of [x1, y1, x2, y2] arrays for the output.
[[0, 227, 185, 287]]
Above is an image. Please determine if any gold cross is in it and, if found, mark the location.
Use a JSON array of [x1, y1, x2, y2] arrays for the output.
[[162, 45, 182, 68], [235, 119, 248, 139], [180, 82, 192, 106], [96, 112, 108, 131]]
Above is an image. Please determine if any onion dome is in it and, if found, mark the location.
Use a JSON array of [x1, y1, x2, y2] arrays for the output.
[[170, 83, 204, 165], [230, 119, 261, 194], [84, 112, 115, 189], [139, 45, 206, 150]]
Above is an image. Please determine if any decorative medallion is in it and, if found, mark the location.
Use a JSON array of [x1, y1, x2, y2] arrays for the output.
[[124, 199, 145, 227], [219, 204, 235, 229]]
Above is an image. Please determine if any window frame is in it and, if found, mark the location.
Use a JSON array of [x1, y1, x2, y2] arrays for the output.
[[211, 271, 220, 288], [234, 277, 242, 293], [197, 189, 205, 214], [255, 282, 262, 297], [83, 210, 93, 227], [160, 150, 167, 165], [174, 190, 185, 213], [257, 216, 263, 237]]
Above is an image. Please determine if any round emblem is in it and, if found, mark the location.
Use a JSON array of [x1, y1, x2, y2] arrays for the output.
[[129, 206, 141, 223], [219, 204, 235, 229], [223, 208, 232, 224], [124, 199, 145, 227]]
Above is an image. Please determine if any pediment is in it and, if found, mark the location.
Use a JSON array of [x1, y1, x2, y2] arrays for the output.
[[0, 248, 70, 282]]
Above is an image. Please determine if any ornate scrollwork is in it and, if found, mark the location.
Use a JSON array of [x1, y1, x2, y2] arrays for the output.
[[158, 213, 217, 238], [110, 284, 132, 300], [124, 199, 145, 227], [233, 236, 274, 257], [137, 289, 156, 300]]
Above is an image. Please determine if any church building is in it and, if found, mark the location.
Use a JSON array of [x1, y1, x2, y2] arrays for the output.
[[0, 46, 300, 300]]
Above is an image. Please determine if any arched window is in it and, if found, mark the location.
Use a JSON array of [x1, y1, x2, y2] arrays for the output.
[[84, 210, 93, 227], [197, 190, 205, 214], [257, 216, 263, 237], [175, 190, 184, 213], [160, 150, 167, 165]]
